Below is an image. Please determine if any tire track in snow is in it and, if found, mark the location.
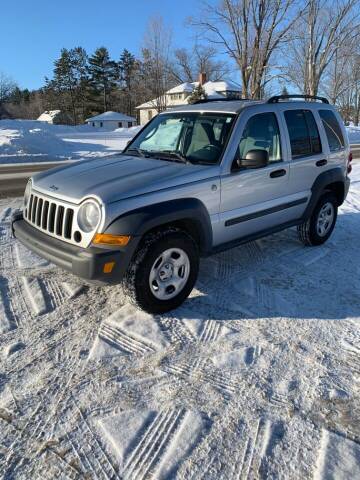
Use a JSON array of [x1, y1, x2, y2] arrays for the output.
[[163, 360, 240, 397], [99, 322, 156, 356], [123, 407, 186, 480]]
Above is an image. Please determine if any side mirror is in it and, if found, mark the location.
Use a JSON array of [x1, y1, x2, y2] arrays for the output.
[[238, 149, 269, 169]]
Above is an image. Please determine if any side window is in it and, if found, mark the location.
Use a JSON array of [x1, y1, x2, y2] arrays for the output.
[[238, 112, 282, 164], [304, 111, 322, 154], [284, 110, 322, 158], [319, 109, 345, 152]]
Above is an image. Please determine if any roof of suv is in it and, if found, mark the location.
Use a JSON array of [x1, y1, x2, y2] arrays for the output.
[[163, 98, 334, 115], [166, 100, 263, 114]]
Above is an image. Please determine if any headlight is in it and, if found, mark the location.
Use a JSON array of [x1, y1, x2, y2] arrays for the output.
[[24, 180, 32, 207], [77, 201, 101, 232]]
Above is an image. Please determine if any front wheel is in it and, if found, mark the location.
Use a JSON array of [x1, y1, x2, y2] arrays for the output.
[[123, 228, 199, 314], [297, 192, 338, 246]]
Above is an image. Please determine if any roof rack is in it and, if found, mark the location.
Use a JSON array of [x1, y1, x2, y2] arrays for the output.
[[267, 94, 329, 104]]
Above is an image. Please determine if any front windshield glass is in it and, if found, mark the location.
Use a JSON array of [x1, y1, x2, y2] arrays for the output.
[[125, 112, 235, 165]]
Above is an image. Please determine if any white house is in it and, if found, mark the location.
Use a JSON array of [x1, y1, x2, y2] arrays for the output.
[[85, 111, 136, 130], [136, 74, 242, 125]]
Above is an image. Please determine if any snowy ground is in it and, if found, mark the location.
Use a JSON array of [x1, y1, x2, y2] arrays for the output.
[[1, 167, 360, 479], [0, 120, 140, 164]]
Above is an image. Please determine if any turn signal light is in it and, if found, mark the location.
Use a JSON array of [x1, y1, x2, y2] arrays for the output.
[[93, 233, 131, 246]]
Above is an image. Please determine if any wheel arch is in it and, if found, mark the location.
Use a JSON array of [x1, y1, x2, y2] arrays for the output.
[[104, 198, 213, 255], [303, 167, 347, 219]]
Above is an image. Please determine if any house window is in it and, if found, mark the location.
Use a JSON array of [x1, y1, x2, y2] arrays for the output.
[[128, 122, 132, 127], [92, 122, 95, 127], [100, 122, 103, 127], [148, 111, 153, 120], [118, 122, 122, 128]]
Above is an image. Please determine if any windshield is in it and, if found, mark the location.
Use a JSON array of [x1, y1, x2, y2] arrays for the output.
[[125, 112, 235, 165]]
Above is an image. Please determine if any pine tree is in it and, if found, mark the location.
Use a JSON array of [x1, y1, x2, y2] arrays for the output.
[[187, 84, 207, 104], [88, 47, 118, 112], [281, 85, 289, 96], [119, 49, 137, 115], [53, 48, 78, 123]]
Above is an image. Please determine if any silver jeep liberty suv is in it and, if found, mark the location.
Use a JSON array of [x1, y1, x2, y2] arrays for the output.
[[12, 94, 351, 313]]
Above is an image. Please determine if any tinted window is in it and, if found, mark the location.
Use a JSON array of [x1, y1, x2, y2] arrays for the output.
[[319, 109, 345, 151], [304, 111, 322, 154], [238, 112, 282, 164], [284, 110, 322, 158]]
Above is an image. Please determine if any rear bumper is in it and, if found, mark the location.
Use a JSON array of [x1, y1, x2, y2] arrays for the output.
[[12, 214, 137, 284]]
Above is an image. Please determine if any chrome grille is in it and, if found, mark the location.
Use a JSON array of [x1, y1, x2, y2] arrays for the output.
[[25, 192, 74, 241]]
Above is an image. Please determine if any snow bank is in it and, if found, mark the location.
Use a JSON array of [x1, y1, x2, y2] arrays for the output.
[[0, 119, 138, 164], [346, 125, 360, 144]]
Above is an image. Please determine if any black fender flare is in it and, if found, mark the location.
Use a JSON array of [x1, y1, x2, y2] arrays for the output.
[[302, 167, 347, 220], [105, 198, 213, 254]]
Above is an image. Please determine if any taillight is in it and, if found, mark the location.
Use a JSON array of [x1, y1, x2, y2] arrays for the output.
[[348, 152, 353, 174]]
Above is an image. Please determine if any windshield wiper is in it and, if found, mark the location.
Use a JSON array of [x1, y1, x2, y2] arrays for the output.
[[150, 150, 189, 164], [124, 147, 149, 158]]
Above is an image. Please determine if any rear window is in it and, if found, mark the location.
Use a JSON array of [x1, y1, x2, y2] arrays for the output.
[[284, 110, 322, 158], [319, 109, 345, 152]]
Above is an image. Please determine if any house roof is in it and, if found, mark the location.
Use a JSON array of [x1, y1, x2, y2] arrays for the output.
[[85, 111, 136, 122], [167, 82, 196, 94], [205, 80, 242, 92], [136, 79, 242, 109]]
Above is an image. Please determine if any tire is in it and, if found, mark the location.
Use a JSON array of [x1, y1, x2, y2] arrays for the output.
[[123, 228, 199, 314], [297, 192, 338, 246]]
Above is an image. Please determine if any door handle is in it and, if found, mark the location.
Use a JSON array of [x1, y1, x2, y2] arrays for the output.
[[316, 159, 327, 167], [270, 169, 287, 178]]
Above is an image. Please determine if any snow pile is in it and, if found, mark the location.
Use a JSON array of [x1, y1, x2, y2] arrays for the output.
[[346, 125, 360, 144], [0, 119, 138, 164], [37, 110, 62, 123], [114, 125, 142, 135]]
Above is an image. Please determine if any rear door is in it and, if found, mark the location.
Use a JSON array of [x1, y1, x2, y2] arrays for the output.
[[280, 106, 327, 215], [217, 105, 299, 246]]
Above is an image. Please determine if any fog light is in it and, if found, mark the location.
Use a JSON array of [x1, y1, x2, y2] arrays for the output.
[[93, 233, 131, 246]]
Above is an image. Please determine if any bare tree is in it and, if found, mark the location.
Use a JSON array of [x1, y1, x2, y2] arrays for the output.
[[142, 16, 173, 112], [285, 0, 360, 96], [0, 71, 17, 103], [171, 45, 230, 83], [190, 0, 304, 99]]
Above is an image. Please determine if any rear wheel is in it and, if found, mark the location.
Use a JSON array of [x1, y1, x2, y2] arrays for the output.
[[297, 192, 338, 246], [123, 228, 199, 314]]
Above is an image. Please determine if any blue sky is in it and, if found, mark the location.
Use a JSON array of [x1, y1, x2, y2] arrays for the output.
[[1, 0, 204, 90]]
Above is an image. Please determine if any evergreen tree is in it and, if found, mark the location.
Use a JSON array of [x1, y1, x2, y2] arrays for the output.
[[187, 84, 208, 104], [119, 49, 138, 115], [88, 47, 118, 112], [53, 48, 78, 123], [281, 85, 289, 96]]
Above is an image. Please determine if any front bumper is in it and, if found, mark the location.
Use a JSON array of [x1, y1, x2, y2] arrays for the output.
[[12, 214, 137, 284]]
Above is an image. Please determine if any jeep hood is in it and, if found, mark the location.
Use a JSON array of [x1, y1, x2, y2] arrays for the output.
[[32, 155, 217, 204]]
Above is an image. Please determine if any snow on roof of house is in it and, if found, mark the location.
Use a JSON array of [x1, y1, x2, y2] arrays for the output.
[[37, 110, 62, 122], [204, 80, 242, 92], [136, 79, 242, 109], [85, 111, 136, 122], [167, 82, 196, 94]]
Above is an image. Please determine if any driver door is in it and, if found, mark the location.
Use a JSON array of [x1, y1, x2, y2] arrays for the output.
[[218, 108, 300, 245]]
